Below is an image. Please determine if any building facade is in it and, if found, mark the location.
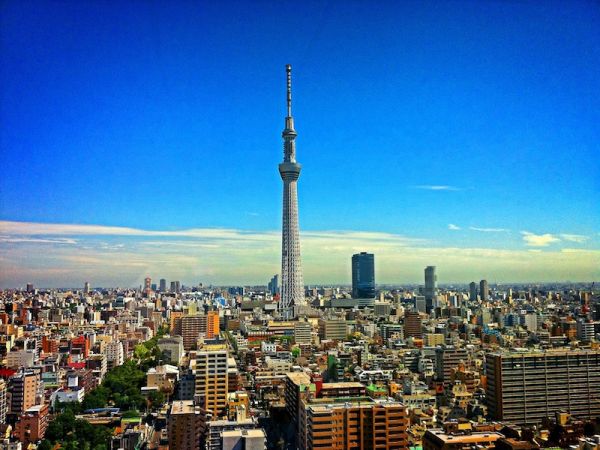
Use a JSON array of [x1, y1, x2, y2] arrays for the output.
[[195, 349, 229, 418], [352, 252, 376, 298], [485, 349, 600, 424]]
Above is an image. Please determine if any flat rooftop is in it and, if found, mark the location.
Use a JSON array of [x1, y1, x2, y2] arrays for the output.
[[170, 400, 197, 415], [286, 372, 311, 386], [426, 430, 505, 443]]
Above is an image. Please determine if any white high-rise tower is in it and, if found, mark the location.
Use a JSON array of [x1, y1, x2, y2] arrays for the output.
[[279, 64, 305, 319]]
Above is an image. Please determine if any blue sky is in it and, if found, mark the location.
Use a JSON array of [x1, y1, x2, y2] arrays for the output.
[[0, 1, 598, 287]]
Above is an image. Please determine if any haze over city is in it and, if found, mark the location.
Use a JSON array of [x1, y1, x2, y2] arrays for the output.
[[1, 0, 599, 287]]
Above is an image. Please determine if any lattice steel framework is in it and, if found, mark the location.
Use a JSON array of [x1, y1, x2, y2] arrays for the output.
[[278, 64, 305, 319]]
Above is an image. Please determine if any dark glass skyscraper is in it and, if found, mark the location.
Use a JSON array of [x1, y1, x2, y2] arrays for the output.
[[352, 252, 375, 298]]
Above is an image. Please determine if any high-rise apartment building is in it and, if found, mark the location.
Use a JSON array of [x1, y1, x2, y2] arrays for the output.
[[180, 312, 220, 351], [0, 379, 7, 425], [105, 341, 124, 370], [424, 266, 437, 301], [279, 65, 305, 319], [485, 349, 600, 424], [168, 400, 205, 450], [299, 398, 409, 450], [435, 346, 469, 383], [195, 349, 229, 417], [351, 252, 376, 298], [479, 280, 489, 302], [8, 371, 40, 416]]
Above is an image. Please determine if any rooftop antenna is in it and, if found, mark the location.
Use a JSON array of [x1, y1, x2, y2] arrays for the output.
[[286, 64, 292, 117]]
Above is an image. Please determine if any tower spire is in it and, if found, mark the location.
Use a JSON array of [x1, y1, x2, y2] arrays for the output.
[[278, 64, 304, 319], [286, 64, 292, 117]]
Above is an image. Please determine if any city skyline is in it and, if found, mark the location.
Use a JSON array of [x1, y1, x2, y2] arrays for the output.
[[1, 1, 599, 287]]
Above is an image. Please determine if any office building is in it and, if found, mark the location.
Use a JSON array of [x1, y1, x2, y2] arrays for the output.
[[424, 266, 437, 301], [278, 65, 305, 319], [294, 320, 312, 345], [196, 349, 229, 417], [414, 296, 427, 313], [404, 311, 423, 339], [168, 400, 205, 450], [84, 281, 90, 294], [479, 280, 489, 302], [485, 349, 600, 424], [268, 274, 279, 296], [352, 252, 376, 298], [576, 320, 595, 342], [318, 318, 347, 341], [469, 282, 478, 301], [159, 278, 167, 292]]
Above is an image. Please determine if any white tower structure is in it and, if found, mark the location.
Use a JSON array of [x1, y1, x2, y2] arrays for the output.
[[279, 64, 305, 319]]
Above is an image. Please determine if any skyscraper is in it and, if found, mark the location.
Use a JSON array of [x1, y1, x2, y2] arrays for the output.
[[424, 266, 437, 312], [469, 281, 478, 301], [351, 252, 375, 298], [159, 278, 167, 292], [268, 274, 279, 296], [480, 279, 489, 302], [279, 65, 304, 318]]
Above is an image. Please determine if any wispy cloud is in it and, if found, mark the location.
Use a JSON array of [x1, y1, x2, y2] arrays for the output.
[[448, 224, 461, 230], [1, 221, 598, 287], [413, 185, 461, 191], [560, 234, 588, 243], [0, 236, 77, 245], [521, 231, 560, 247], [469, 226, 510, 233]]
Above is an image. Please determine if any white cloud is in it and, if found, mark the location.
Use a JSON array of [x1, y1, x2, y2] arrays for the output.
[[0, 236, 77, 245], [560, 234, 588, 243], [1, 221, 598, 287], [469, 226, 510, 233], [413, 185, 461, 191], [521, 231, 560, 247], [448, 224, 461, 230]]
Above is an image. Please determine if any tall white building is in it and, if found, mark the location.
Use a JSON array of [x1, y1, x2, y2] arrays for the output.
[[278, 65, 305, 319], [105, 341, 124, 369]]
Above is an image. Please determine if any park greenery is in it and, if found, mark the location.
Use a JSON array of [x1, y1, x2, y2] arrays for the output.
[[39, 326, 169, 449]]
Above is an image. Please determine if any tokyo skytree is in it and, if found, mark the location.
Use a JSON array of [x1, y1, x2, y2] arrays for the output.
[[278, 64, 305, 319]]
